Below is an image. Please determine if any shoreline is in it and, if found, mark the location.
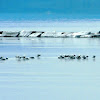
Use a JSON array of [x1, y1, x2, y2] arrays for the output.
[[0, 30, 100, 38]]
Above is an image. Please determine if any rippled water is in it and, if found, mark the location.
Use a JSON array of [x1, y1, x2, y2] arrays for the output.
[[0, 37, 100, 100]]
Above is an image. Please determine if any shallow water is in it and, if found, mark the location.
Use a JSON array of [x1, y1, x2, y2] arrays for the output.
[[0, 37, 100, 100]]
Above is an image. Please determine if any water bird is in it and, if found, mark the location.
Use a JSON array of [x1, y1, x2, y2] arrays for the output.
[[86, 56, 89, 59], [15, 56, 22, 61], [58, 55, 65, 59], [73, 55, 76, 57], [0, 57, 3, 59], [86, 56, 89, 58], [30, 57, 35, 59], [2, 59, 6, 60], [0, 57, 6, 61], [58, 57, 61, 59], [6, 58, 8, 60], [93, 55, 96, 59], [64, 55, 69, 58], [60, 55, 65, 59], [82, 56, 86, 59], [76, 55, 81, 59], [37, 54, 41, 58], [68, 55, 75, 59], [15, 56, 19, 58], [16, 56, 22, 59], [82, 55, 87, 59], [22, 56, 26, 59], [25, 58, 29, 60]]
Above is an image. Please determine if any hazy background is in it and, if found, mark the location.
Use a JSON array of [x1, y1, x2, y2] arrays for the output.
[[0, 0, 100, 20], [0, 0, 100, 32]]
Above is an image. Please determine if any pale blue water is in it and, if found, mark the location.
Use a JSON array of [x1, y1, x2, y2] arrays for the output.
[[0, 19, 100, 32], [0, 37, 100, 100], [0, 13, 100, 99]]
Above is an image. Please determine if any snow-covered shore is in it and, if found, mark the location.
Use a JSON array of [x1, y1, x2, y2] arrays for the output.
[[0, 30, 100, 38]]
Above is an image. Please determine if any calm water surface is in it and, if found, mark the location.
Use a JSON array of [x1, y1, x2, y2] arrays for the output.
[[0, 37, 100, 100]]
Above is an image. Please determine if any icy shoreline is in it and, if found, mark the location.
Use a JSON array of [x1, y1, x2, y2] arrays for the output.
[[0, 30, 100, 38]]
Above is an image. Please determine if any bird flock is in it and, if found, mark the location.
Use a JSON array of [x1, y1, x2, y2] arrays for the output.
[[15, 54, 41, 61], [58, 55, 96, 60], [0, 54, 41, 61], [0, 57, 8, 61], [0, 54, 96, 62]]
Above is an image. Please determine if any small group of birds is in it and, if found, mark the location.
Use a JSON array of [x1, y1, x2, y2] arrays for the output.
[[58, 54, 96, 60], [0, 57, 8, 61], [15, 54, 41, 61], [0, 54, 96, 62]]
